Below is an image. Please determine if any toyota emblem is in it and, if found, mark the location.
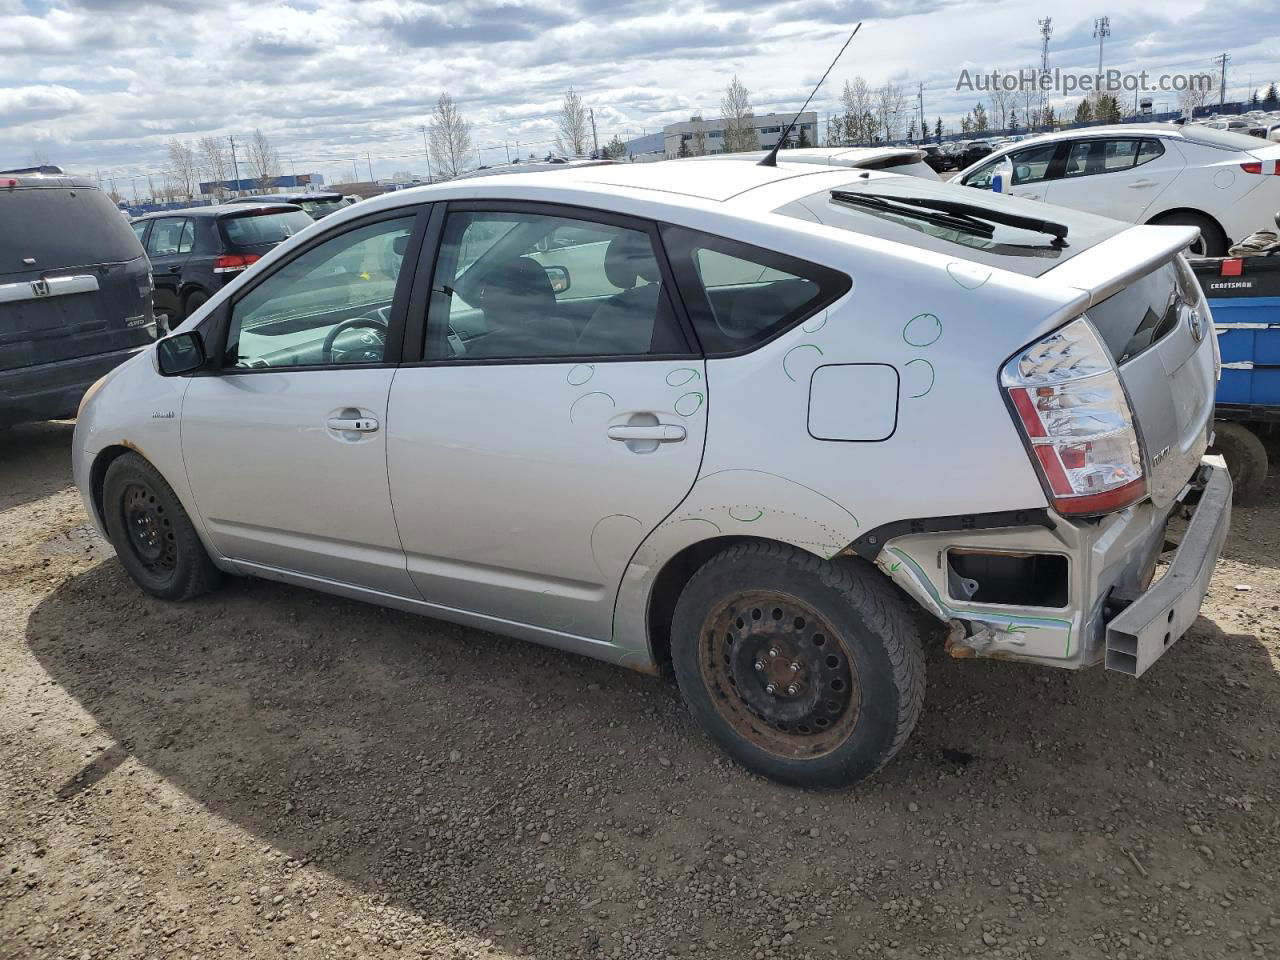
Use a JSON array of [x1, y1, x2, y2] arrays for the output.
[[1186, 306, 1205, 343]]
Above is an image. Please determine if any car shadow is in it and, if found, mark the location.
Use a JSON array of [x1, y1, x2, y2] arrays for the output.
[[0, 420, 75, 513], [24, 553, 1280, 950]]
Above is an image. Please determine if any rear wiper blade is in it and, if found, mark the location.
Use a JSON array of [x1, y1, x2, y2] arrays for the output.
[[834, 190, 1070, 246], [828, 191, 994, 239]]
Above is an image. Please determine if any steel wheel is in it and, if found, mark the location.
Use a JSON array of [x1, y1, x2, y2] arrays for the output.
[[697, 590, 860, 759], [120, 482, 178, 576]]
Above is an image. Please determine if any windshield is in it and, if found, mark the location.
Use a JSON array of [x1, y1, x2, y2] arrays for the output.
[[0, 186, 141, 276], [219, 209, 314, 248], [777, 176, 1125, 277]]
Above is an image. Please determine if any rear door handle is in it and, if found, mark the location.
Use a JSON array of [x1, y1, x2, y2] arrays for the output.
[[327, 416, 379, 433], [1014, 191, 1040, 200], [1128, 180, 1158, 188], [607, 424, 686, 443]]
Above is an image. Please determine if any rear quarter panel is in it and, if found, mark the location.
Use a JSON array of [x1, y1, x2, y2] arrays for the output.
[[614, 210, 1092, 665]]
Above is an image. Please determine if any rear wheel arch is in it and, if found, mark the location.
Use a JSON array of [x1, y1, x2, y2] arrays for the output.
[[646, 535, 829, 675], [1145, 208, 1228, 255]]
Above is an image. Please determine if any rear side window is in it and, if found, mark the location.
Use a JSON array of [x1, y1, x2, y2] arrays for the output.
[[220, 210, 313, 248], [146, 218, 194, 257], [0, 186, 142, 276], [661, 226, 849, 355]]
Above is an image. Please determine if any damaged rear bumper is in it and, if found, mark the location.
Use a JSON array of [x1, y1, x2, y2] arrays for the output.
[[872, 457, 1231, 672], [1104, 461, 1231, 676]]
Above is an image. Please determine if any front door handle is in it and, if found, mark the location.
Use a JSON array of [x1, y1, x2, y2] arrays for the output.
[[1015, 191, 1041, 200], [607, 424, 686, 443], [327, 416, 379, 433], [1128, 179, 1158, 188], [167, 265, 181, 273]]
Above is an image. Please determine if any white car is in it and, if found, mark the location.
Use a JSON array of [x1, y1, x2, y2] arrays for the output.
[[682, 146, 939, 180], [73, 160, 1230, 787], [951, 123, 1280, 256]]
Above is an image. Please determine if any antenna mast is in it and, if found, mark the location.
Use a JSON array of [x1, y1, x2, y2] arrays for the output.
[[758, 23, 862, 168], [1093, 16, 1109, 74]]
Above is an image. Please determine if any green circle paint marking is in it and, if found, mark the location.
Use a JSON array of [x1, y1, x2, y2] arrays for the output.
[[904, 357, 935, 398], [945, 262, 991, 290], [665, 367, 700, 387], [569, 391, 616, 423], [801, 312, 828, 334], [674, 392, 704, 417], [567, 363, 595, 386], [728, 505, 764, 523], [782, 342, 824, 381], [902, 313, 942, 347]]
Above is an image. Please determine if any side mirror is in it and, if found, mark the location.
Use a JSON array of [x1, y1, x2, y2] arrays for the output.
[[544, 265, 571, 295], [156, 331, 207, 376]]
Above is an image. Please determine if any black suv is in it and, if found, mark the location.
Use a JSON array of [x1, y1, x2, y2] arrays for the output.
[[130, 203, 314, 325], [226, 191, 350, 219], [1, 167, 156, 428]]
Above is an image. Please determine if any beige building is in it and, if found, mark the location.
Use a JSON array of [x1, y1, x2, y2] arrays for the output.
[[663, 112, 819, 157]]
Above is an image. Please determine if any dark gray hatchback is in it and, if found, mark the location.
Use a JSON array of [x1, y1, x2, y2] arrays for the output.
[[1, 168, 156, 427]]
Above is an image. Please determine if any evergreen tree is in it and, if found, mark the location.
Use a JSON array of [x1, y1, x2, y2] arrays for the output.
[[973, 102, 989, 132], [934, 117, 943, 142], [1008, 109, 1018, 133], [1264, 82, 1279, 109], [1249, 89, 1261, 108], [677, 139, 690, 159], [1074, 99, 1093, 123], [796, 126, 811, 148]]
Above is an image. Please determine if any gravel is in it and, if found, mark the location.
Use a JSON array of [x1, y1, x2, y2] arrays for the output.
[[2, 419, 1279, 960]]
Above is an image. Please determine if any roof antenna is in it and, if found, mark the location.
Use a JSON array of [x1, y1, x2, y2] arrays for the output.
[[758, 22, 862, 168]]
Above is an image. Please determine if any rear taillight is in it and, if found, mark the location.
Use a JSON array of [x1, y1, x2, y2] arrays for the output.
[[1002, 318, 1146, 517], [1239, 160, 1280, 174], [212, 253, 261, 274]]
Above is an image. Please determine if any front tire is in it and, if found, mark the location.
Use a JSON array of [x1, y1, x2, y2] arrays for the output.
[[671, 542, 925, 788], [102, 452, 221, 601]]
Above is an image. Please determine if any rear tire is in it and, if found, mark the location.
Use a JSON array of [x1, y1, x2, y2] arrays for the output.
[[102, 452, 221, 601], [182, 289, 209, 321], [1149, 211, 1227, 257], [670, 542, 925, 788], [1210, 421, 1269, 502]]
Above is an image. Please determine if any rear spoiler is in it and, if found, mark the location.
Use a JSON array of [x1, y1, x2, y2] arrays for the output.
[[1041, 224, 1199, 308]]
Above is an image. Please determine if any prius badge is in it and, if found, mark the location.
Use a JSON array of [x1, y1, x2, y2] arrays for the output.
[[1186, 306, 1205, 343]]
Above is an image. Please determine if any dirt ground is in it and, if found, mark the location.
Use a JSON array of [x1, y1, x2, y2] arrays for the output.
[[2, 420, 1279, 960]]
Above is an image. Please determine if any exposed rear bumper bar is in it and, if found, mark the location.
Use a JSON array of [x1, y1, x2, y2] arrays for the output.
[[1105, 460, 1232, 676]]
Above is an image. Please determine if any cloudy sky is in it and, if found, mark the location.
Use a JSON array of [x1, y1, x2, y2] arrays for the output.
[[2, 0, 1277, 190]]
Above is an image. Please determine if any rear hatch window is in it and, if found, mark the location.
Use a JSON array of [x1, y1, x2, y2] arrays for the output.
[[1088, 260, 1196, 363], [295, 197, 348, 218], [219, 208, 313, 250], [777, 176, 1125, 278], [1, 186, 143, 275]]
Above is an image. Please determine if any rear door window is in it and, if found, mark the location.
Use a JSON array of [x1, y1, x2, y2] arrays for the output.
[[146, 218, 194, 257], [661, 226, 850, 355]]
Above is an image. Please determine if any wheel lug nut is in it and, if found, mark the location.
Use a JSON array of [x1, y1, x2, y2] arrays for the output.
[[790, 662, 800, 672], [765, 683, 777, 695], [768, 648, 779, 658], [753, 660, 765, 672], [786, 683, 799, 695]]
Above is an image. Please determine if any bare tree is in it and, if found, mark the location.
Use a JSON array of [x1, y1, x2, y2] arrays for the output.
[[555, 88, 590, 157], [198, 136, 231, 199], [692, 126, 708, 156], [840, 76, 876, 144], [1017, 70, 1040, 131], [874, 81, 906, 142], [988, 72, 1011, 133], [245, 128, 282, 193], [1178, 81, 1212, 118], [720, 75, 756, 153], [429, 92, 474, 180], [165, 138, 198, 199]]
